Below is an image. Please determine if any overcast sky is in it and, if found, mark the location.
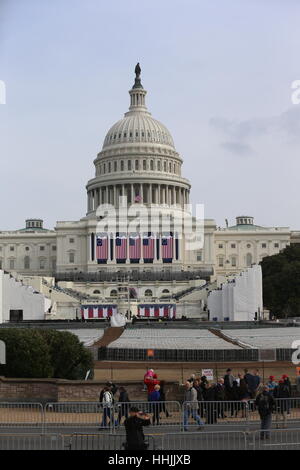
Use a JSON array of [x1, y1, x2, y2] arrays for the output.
[[1, 0, 300, 230]]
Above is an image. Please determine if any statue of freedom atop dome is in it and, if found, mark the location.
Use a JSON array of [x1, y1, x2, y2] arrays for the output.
[[135, 62, 141, 78]]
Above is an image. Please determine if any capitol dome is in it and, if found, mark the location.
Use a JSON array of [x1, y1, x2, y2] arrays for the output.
[[86, 64, 191, 213], [102, 114, 175, 150]]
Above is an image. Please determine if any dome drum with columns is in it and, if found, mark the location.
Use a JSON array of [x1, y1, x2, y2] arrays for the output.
[[86, 65, 191, 213]]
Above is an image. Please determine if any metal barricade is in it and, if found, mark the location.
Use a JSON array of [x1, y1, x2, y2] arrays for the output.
[[161, 431, 248, 450], [0, 433, 65, 450], [113, 401, 182, 430], [252, 428, 300, 450], [182, 401, 249, 429], [69, 433, 156, 450], [0, 402, 44, 428], [274, 398, 300, 424], [44, 402, 112, 432]]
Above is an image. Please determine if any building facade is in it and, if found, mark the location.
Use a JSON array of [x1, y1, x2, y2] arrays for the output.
[[0, 68, 298, 283]]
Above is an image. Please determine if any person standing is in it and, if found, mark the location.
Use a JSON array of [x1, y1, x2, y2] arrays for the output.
[[274, 379, 290, 428], [297, 370, 300, 396], [116, 386, 130, 426], [124, 407, 151, 450], [149, 384, 161, 425], [144, 373, 160, 399], [159, 380, 171, 418], [224, 368, 235, 416], [100, 386, 114, 429], [183, 381, 205, 431], [215, 378, 226, 419], [255, 385, 275, 440], [267, 376, 277, 396]]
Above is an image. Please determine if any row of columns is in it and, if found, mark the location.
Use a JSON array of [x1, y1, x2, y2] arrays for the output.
[[87, 184, 190, 212]]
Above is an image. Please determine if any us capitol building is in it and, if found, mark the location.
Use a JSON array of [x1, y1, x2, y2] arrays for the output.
[[0, 66, 298, 316]]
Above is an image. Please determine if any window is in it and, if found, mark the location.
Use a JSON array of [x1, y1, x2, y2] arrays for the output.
[[69, 238, 74, 244], [157, 160, 161, 171], [218, 244, 223, 249], [247, 244, 251, 248], [231, 244, 236, 249], [40, 246, 45, 251], [25, 246, 30, 251], [39, 259, 46, 270], [143, 160, 146, 170], [120, 160, 124, 171], [127, 160, 132, 171], [114, 161, 117, 172], [164, 161, 167, 171], [0, 259, 2, 269], [231, 257, 237, 267], [24, 256, 30, 269], [197, 252, 202, 261], [274, 243, 279, 248], [10, 246, 14, 251], [69, 252, 75, 263], [262, 243, 267, 248], [52, 246, 56, 251], [145, 289, 153, 297], [93, 290, 100, 294], [135, 160, 139, 170], [246, 253, 252, 267], [110, 289, 117, 297], [150, 160, 154, 170], [218, 257, 224, 267], [108, 162, 111, 172], [9, 259, 15, 269]]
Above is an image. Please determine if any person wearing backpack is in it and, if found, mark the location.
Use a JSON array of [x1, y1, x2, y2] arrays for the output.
[[255, 385, 275, 439], [100, 386, 114, 429]]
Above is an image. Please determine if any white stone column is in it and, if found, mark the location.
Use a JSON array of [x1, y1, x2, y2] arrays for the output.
[[113, 185, 117, 207], [149, 183, 152, 204], [131, 184, 134, 204]]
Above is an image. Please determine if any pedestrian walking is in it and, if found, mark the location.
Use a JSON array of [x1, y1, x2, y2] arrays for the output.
[[183, 381, 205, 431]]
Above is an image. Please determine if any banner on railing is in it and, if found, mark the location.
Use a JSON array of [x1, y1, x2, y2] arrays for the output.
[[138, 304, 176, 318], [81, 304, 117, 319]]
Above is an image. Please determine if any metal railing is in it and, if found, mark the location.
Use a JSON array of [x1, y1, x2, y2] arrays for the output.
[[0, 403, 44, 428], [113, 400, 182, 429], [44, 402, 108, 431], [160, 431, 248, 450], [69, 433, 156, 450], [0, 433, 66, 450], [0, 399, 298, 433], [251, 428, 300, 450]]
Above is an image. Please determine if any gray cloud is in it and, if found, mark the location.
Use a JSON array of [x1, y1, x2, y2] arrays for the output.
[[221, 141, 253, 156]]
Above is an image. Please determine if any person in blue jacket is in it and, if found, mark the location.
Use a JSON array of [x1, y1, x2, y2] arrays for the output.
[[149, 384, 161, 425]]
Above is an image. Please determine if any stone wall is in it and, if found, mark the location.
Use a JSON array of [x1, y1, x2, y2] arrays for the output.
[[0, 377, 181, 403]]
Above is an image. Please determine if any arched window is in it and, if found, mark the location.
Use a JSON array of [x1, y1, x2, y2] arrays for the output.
[[162, 289, 170, 294], [120, 160, 124, 171], [246, 253, 252, 267], [135, 160, 139, 170], [157, 160, 161, 171], [150, 160, 154, 170], [145, 289, 153, 297], [128, 160, 132, 171], [143, 160, 147, 170], [93, 290, 100, 294], [110, 289, 117, 297]]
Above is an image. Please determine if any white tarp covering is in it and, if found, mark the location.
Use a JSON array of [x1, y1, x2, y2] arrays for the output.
[[110, 312, 126, 327], [207, 265, 263, 321]]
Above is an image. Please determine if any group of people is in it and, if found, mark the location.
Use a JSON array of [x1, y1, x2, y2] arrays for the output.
[[99, 368, 296, 442], [184, 369, 294, 437]]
